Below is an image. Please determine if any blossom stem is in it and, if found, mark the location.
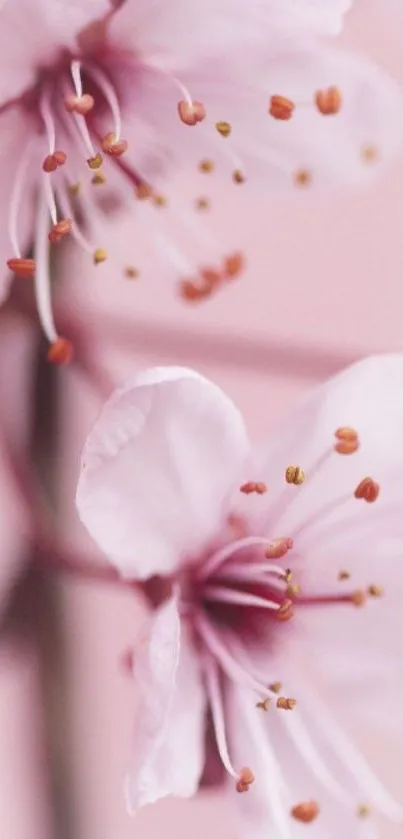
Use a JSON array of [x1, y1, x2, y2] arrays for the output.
[[33, 535, 123, 586]]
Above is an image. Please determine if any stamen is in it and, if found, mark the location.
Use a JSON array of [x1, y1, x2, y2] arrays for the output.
[[223, 252, 244, 279], [196, 613, 275, 698], [47, 337, 74, 366], [354, 478, 380, 503], [315, 86, 342, 115], [338, 570, 351, 580], [236, 767, 255, 793], [265, 538, 293, 559], [7, 258, 36, 278], [125, 266, 139, 279], [39, 90, 56, 154], [269, 682, 282, 694], [256, 698, 271, 711], [67, 63, 99, 162], [177, 99, 206, 126], [294, 169, 312, 188], [84, 63, 123, 140], [334, 426, 360, 455], [297, 590, 366, 608], [203, 656, 239, 778], [275, 599, 294, 622], [357, 804, 371, 818], [195, 197, 210, 211], [35, 186, 72, 361], [48, 218, 72, 244], [199, 159, 215, 173], [285, 465, 305, 485], [368, 585, 383, 598], [361, 144, 379, 165], [269, 95, 295, 120], [291, 801, 319, 823], [93, 247, 108, 265], [64, 92, 95, 116], [203, 584, 282, 612], [216, 121, 232, 138], [201, 535, 286, 578], [232, 169, 246, 184], [240, 481, 267, 495], [43, 171, 58, 225], [43, 150, 67, 173], [7, 140, 36, 259], [101, 132, 128, 157], [276, 697, 296, 710]]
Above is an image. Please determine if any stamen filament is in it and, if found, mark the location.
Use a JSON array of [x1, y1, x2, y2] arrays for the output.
[[8, 141, 36, 257], [58, 187, 93, 255], [201, 536, 277, 579], [43, 173, 58, 226], [196, 613, 274, 698], [203, 655, 239, 779], [34, 188, 58, 343], [39, 90, 56, 154], [84, 63, 122, 140], [203, 584, 280, 611], [67, 64, 97, 158]]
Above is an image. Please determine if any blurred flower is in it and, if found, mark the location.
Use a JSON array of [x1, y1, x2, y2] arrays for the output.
[[76, 354, 403, 836], [1, 0, 403, 358]]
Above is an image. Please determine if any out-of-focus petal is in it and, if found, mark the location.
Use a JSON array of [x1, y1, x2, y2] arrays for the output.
[[125, 596, 206, 811], [76, 367, 249, 580], [0, 0, 109, 105], [108, 0, 351, 69]]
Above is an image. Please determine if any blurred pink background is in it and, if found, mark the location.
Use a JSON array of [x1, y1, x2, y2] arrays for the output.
[[1, 1, 403, 837]]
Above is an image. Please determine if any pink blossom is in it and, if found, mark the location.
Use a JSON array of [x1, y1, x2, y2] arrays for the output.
[[76, 354, 403, 836], [1, 0, 403, 358]]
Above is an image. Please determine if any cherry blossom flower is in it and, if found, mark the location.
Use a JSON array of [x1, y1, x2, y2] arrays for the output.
[[75, 354, 403, 837], [1, 0, 403, 359]]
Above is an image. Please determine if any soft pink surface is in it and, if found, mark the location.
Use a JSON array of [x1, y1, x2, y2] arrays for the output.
[[1, 0, 403, 837]]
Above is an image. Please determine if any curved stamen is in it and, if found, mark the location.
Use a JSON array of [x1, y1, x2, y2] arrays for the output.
[[58, 187, 94, 256], [201, 535, 277, 579], [39, 90, 56, 154], [84, 63, 122, 141], [8, 141, 36, 257], [203, 584, 281, 611], [43, 172, 58, 226], [195, 612, 275, 698], [67, 63, 97, 159], [34, 187, 58, 343], [203, 655, 239, 780]]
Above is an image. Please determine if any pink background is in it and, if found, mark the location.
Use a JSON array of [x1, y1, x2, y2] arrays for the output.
[[1, 1, 403, 837]]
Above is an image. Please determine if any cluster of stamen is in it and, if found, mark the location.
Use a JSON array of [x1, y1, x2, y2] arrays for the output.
[[179, 252, 244, 302], [194, 424, 387, 806], [269, 85, 342, 121]]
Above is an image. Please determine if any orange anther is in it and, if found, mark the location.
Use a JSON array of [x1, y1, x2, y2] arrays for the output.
[[315, 86, 342, 115], [291, 801, 319, 823], [236, 767, 254, 793], [354, 477, 380, 503], [178, 100, 206, 126], [101, 132, 128, 156], [269, 95, 295, 121], [47, 338, 74, 366], [7, 257, 36, 278]]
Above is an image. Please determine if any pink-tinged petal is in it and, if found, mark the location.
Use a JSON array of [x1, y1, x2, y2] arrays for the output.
[[0, 0, 109, 105], [125, 596, 206, 811], [0, 107, 36, 304], [107, 0, 350, 68], [76, 367, 249, 580]]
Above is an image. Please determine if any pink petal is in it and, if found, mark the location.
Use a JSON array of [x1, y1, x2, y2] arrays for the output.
[[107, 0, 350, 68], [125, 596, 206, 811], [0, 0, 109, 105], [76, 367, 249, 580]]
